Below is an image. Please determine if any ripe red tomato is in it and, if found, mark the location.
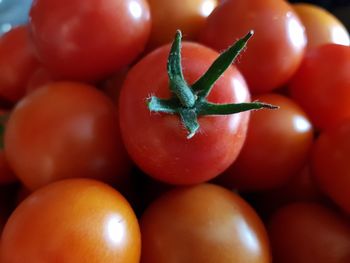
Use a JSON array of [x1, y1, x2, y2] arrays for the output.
[[288, 44, 350, 130], [311, 118, 350, 214], [268, 203, 350, 263], [29, 0, 151, 81], [217, 93, 314, 191], [199, 0, 306, 94], [292, 3, 350, 50], [0, 25, 39, 103], [4, 81, 131, 191], [140, 183, 271, 263], [145, 0, 218, 50], [119, 41, 251, 185], [0, 179, 141, 263]]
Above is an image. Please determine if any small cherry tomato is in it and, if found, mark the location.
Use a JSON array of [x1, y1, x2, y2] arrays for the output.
[[4, 81, 131, 191], [146, 0, 218, 50], [140, 183, 271, 263], [29, 0, 151, 81], [292, 3, 350, 50], [268, 202, 350, 263], [199, 0, 306, 94], [218, 93, 313, 191], [288, 44, 350, 130], [0, 25, 39, 103], [0, 179, 141, 263], [312, 118, 350, 214]]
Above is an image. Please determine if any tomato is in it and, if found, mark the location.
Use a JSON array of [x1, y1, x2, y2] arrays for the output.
[[4, 81, 131, 191], [288, 44, 350, 130], [25, 67, 55, 95], [145, 0, 218, 50], [29, 0, 151, 81], [311, 118, 350, 214], [119, 41, 251, 185], [140, 183, 271, 263], [199, 0, 306, 94], [0, 179, 141, 263], [217, 93, 313, 191], [292, 3, 350, 50], [268, 203, 350, 263], [0, 25, 39, 103]]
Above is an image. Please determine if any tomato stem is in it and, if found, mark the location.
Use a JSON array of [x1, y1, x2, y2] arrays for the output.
[[147, 30, 278, 138]]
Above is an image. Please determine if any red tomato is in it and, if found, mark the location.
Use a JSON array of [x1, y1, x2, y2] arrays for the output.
[[311, 118, 350, 214], [217, 93, 314, 191], [25, 67, 55, 95], [292, 3, 350, 50], [268, 203, 350, 263], [0, 25, 39, 103], [0, 179, 141, 263], [140, 183, 271, 263], [4, 81, 131, 191], [119, 42, 251, 185], [146, 0, 218, 50], [29, 0, 151, 81], [199, 0, 306, 94], [288, 44, 350, 130]]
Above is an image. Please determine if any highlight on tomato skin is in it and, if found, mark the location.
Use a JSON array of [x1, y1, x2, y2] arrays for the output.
[[0, 178, 141, 263]]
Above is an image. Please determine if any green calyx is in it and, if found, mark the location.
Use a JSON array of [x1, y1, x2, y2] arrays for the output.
[[147, 30, 277, 139]]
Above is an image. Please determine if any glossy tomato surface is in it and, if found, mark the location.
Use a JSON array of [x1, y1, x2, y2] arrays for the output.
[[0, 179, 141, 263], [4, 81, 131, 191], [312, 119, 350, 214], [140, 183, 271, 263], [218, 93, 314, 191], [292, 3, 350, 50], [288, 44, 350, 130], [268, 203, 350, 263], [199, 0, 306, 94], [146, 0, 218, 49], [119, 42, 251, 185], [0, 25, 39, 103], [29, 0, 151, 81]]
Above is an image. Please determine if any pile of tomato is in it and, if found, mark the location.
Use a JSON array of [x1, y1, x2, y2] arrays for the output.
[[0, 0, 349, 262]]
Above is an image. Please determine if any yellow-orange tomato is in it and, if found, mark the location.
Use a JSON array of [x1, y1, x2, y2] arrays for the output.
[[0, 179, 141, 263], [293, 3, 350, 50], [140, 184, 271, 263], [146, 0, 218, 50]]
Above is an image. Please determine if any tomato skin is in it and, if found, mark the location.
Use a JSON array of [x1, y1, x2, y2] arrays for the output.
[[199, 0, 306, 94], [146, 0, 218, 50], [4, 81, 131, 191], [140, 183, 271, 263], [0, 179, 141, 263], [292, 3, 350, 50], [268, 203, 350, 263], [311, 119, 350, 214], [0, 25, 39, 103], [217, 93, 313, 191], [119, 42, 251, 185], [29, 0, 151, 81], [288, 44, 350, 130]]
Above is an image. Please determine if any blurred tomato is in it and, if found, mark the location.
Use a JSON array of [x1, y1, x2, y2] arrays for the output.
[[312, 118, 350, 214], [289, 44, 350, 130], [4, 81, 131, 191], [199, 0, 306, 94], [0, 179, 141, 263], [0, 25, 39, 103], [293, 3, 350, 50], [146, 0, 218, 50], [140, 183, 271, 263], [29, 0, 151, 81], [268, 203, 350, 263], [218, 93, 313, 191]]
